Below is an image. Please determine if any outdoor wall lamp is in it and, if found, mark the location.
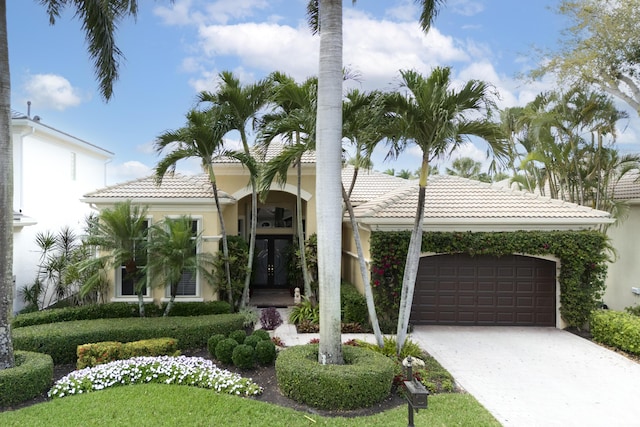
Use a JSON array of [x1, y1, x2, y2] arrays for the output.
[[403, 356, 429, 427]]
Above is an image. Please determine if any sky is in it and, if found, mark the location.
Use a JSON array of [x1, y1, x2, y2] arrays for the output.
[[7, 0, 640, 185]]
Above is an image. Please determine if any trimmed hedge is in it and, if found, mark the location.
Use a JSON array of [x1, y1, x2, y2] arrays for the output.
[[341, 282, 368, 325], [12, 301, 231, 329], [590, 310, 640, 355], [12, 314, 244, 364], [0, 351, 53, 407], [77, 338, 180, 369], [276, 344, 394, 410]]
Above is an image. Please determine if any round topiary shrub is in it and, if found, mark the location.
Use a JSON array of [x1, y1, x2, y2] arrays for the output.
[[243, 335, 262, 349], [207, 334, 227, 358], [252, 329, 270, 341], [228, 329, 247, 344], [232, 344, 255, 369], [215, 338, 239, 364], [276, 344, 395, 410], [0, 351, 54, 407], [255, 339, 277, 365]]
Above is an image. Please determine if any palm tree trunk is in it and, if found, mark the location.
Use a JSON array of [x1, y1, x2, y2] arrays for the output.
[[396, 160, 427, 354], [296, 151, 313, 299], [0, 0, 15, 370], [206, 166, 233, 308], [316, 0, 343, 365], [240, 181, 257, 309], [341, 185, 384, 347]]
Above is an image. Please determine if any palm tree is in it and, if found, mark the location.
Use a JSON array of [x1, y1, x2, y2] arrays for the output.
[[0, 0, 139, 369], [154, 107, 235, 308], [309, 0, 445, 364], [146, 216, 215, 317], [198, 72, 273, 309], [83, 201, 150, 317], [258, 72, 317, 300], [385, 67, 507, 353], [342, 88, 386, 347], [446, 157, 482, 179]]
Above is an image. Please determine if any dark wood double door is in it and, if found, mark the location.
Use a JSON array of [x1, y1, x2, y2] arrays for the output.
[[253, 235, 292, 289]]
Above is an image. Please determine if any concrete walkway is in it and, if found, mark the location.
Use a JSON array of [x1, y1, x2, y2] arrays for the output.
[[410, 326, 640, 427]]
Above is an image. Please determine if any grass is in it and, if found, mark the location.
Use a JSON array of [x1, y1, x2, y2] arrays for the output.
[[0, 383, 500, 426]]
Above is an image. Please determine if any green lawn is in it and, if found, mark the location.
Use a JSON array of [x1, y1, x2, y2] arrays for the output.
[[0, 383, 500, 426]]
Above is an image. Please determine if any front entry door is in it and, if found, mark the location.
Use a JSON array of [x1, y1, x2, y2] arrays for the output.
[[253, 235, 291, 288]]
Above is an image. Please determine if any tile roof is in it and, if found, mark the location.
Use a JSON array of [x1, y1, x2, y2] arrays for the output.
[[213, 142, 316, 164], [342, 165, 416, 205], [82, 174, 233, 202], [611, 172, 640, 200], [351, 174, 612, 230]]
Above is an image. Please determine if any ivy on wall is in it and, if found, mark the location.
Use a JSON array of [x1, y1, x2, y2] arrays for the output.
[[370, 230, 609, 328]]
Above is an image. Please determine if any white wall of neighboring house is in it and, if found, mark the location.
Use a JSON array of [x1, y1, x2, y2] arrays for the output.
[[11, 114, 113, 313], [604, 201, 640, 311]]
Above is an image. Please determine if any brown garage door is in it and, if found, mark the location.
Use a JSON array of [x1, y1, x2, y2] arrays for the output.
[[411, 254, 556, 326]]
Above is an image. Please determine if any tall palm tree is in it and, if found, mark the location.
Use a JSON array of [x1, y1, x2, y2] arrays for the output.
[[83, 201, 150, 317], [146, 216, 215, 317], [154, 107, 235, 308], [258, 72, 317, 300], [385, 67, 507, 353], [342, 88, 386, 347], [309, 0, 444, 364], [0, 0, 140, 369], [198, 72, 273, 309]]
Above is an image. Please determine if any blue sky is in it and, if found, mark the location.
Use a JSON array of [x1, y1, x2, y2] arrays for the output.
[[8, 0, 640, 185]]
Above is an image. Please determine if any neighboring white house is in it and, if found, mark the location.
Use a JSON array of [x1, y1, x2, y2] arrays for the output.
[[11, 110, 113, 313]]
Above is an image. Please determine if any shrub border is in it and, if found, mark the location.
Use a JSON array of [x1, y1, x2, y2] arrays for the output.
[[0, 351, 53, 407], [275, 344, 394, 410]]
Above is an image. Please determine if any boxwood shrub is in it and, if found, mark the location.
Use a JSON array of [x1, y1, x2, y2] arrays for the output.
[[0, 351, 53, 407], [276, 344, 394, 410], [207, 334, 227, 358], [215, 338, 239, 364], [255, 339, 277, 365], [590, 309, 640, 355], [12, 313, 244, 364], [228, 329, 247, 344], [232, 344, 255, 369], [12, 301, 231, 328]]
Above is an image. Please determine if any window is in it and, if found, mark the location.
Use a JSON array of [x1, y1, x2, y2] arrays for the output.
[[167, 218, 200, 298], [116, 220, 150, 298], [256, 205, 293, 228]]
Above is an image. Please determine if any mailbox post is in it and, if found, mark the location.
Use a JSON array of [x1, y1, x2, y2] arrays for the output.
[[403, 356, 429, 427]]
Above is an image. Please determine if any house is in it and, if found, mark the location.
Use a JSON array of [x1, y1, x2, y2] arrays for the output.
[[604, 172, 640, 311], [82, 146, 614, 328], [11, 111, 113, 313]]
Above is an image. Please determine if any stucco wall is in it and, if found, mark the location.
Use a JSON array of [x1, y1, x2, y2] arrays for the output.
[[12, 123, 110, 313], [604, 202, 640, 311]]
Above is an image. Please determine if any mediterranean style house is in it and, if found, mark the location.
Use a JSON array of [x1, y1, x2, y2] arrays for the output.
[[83, 144, 618, 329], [12, 111, 113, 313]]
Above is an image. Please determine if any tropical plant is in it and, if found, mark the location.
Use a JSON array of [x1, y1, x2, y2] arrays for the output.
[[304, 0, 445, 364], [154, 106, 235, 308], [146, 216, 215, 317], [199, 71, 273, 309], [0, 0, 139, 370], [81, 201, 150, 317], [258, 72, 318, 300], [384, 67, 508, 353]]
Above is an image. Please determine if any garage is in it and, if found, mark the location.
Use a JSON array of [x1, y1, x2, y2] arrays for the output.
[[411, 253, 556, 326]]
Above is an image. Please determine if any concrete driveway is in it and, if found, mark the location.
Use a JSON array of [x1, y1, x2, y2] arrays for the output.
[[411, 326, 640, 427]]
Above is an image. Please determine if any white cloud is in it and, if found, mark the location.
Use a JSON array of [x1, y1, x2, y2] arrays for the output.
[[107, 161, 152, 185], [22, 74, 83, 111], [204, 0, 270, 24]]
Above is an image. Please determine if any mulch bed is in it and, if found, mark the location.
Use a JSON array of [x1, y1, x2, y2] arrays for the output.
[[1, 348, 405, 417]]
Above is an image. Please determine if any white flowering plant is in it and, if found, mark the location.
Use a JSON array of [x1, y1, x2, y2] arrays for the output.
[[48, 355, 263, 399]]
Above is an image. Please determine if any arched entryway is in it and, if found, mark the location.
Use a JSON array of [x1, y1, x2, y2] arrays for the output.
[[411, 253, 557, 326]]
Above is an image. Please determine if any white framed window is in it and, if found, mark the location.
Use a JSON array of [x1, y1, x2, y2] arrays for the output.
[[114, 219, 151, 300], [164, 217, 203, 301]]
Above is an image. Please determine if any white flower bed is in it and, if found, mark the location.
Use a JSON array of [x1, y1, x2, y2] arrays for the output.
[[49, 356, 263, 399]]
